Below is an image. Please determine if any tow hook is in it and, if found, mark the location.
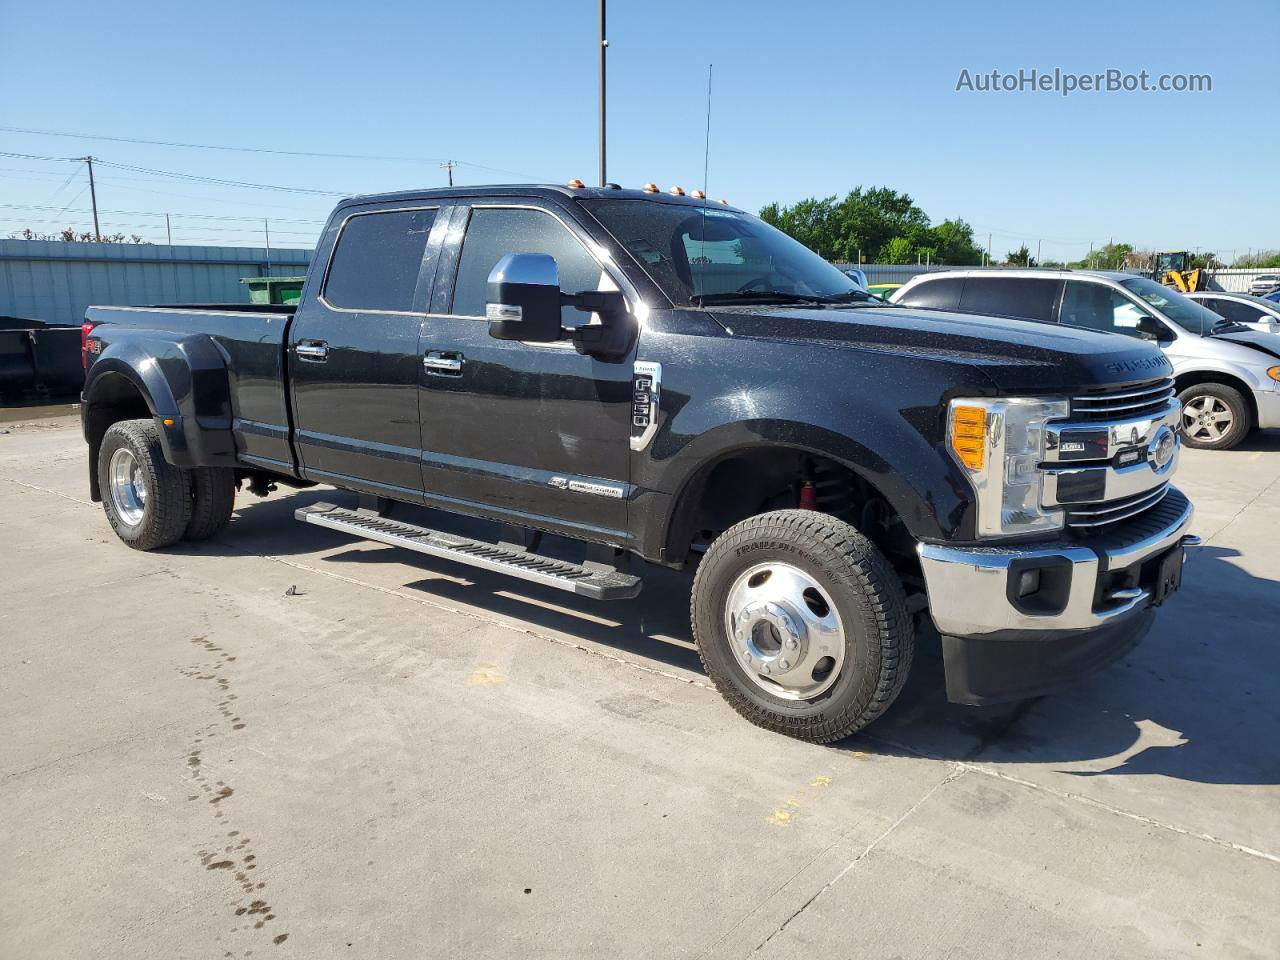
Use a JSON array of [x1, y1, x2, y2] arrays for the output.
[[1181, 534, 1202, 560]]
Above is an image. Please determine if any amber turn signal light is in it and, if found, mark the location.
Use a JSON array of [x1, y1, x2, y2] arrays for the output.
[[950, 405, 988, 471]]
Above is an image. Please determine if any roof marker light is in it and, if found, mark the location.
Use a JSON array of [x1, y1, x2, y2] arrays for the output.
[[669, 185, 685, 196], [690, 189, 705, 199], [641, 182, 659, 193], [718, 199, 730, 205], [566, 178, 585, 189]]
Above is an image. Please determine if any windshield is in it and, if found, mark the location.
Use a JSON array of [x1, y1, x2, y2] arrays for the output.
[[1120, 277, 1227, 334], [581, 199, 865, 306]]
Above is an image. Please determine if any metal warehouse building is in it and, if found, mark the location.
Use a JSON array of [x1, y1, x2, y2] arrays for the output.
[[0, 239, 312, 327]]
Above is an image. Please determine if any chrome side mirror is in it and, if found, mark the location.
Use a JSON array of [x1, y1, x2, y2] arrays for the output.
[[486, 253, 563, 343]]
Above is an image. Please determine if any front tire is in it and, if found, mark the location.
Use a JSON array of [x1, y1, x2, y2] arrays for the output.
[[98, 419, 192, 551], [691, 510, 913, 743], [1178, 383, 1250, 450]]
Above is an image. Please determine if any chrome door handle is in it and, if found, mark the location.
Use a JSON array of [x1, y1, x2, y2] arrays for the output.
[[295, 340, 329, 361], [423, 353, 463, 374]]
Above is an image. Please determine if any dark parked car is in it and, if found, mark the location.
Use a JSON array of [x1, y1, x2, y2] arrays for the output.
[[79, 184, 1196, 741]]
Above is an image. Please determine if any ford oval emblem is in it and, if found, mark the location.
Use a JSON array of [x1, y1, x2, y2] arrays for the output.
[[1148, 426, 1176, 470]]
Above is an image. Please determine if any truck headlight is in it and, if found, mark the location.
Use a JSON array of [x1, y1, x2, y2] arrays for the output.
[[948, 397, 1070, 538]]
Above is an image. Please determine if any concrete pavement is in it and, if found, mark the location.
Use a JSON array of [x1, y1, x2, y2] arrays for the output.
[[2, 415, 1278, 959]]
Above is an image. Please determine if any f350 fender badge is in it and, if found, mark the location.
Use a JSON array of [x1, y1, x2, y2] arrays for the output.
[[631, 361, 661, 452]]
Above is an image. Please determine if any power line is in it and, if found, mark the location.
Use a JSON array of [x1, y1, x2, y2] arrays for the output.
[[0, 150, 350, 196], [0, 216, 318, 235], [0, 124, 551, 179], [0, 202, 325, 224], [93, 158, 350, 197]]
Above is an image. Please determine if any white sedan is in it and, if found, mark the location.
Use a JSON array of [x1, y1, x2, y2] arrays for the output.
[[1186, 291, 1280, 335]]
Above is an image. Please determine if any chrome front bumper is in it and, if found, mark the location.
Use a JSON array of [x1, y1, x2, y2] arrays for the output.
[[918, 486, 1195, 638]]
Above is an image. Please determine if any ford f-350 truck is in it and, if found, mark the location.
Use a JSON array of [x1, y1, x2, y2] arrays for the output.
[[80, 183, 1197, 742]]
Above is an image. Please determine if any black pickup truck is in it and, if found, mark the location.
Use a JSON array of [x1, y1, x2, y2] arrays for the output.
[[81, 183, 1197, 742]]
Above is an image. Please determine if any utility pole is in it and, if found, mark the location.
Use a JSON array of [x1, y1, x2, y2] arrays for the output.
[[1036, 239, 1041, 265], [264, 219, 272, 268], [84, 156, 101, 241], [441, 160, 456, 187], [598, 0, 608, 186], [987, 232, 992, 262], [165, 214, 172, 246]]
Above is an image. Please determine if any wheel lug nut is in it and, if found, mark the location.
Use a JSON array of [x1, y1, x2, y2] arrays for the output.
[[786, 639, 798, 649], [779, 660, 790, 670]]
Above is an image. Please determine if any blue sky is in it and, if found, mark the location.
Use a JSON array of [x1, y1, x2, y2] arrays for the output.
[[1, 0, 1274, 261]]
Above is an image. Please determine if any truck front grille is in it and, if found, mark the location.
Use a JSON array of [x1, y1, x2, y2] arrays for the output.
[[1071, 377, 1176, 421], [1065, 483, 1170, 529]]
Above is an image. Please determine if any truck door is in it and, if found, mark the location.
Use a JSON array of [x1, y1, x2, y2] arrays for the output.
[[288, 204, 443, 501], [416, 202, 636, 544]]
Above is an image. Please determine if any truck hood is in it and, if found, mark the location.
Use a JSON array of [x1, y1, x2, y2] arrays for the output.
[[717, 305, 1172, 393]]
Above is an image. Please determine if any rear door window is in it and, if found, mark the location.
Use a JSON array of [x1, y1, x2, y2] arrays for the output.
[[958, 277, 1061, 321], [1208, 298, 1268, 326], [323, 208, 436, 312], [1060, 281, 1152, 338], [895, 277, 964, 310]]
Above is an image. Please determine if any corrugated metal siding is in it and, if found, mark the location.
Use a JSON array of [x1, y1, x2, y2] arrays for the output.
[[0, 240, 313, 325]]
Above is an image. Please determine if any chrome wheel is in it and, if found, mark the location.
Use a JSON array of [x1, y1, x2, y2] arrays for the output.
[[1182, 395, 1234, 443], [108, 446, 147, 526], [723, 562, 845, 700]]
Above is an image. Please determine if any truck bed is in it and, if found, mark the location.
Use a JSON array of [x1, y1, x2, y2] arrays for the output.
[[84, 303, 297, 473]]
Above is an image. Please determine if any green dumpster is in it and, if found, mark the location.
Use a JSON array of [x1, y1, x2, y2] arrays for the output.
[[240, 276, 307, 306]]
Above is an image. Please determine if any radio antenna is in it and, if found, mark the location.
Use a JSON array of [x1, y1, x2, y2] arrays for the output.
[[697, 63, 713, 299], [703, 63, 713, 198]]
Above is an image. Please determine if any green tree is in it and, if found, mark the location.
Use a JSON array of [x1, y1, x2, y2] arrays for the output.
[[759, 189, 984, 265], [10, 226, 145, 243], [759, 196, 840, 259], [878, 236, 915, 264], [1006, 244, 1035, 266], [1233, 250, 1280, 268], [931, 219, 985, 265], [1070, 242, 1133, 270], [1188, 251, 1221, 270]]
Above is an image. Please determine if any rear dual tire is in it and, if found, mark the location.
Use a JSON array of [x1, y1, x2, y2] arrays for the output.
[[99, 419, 236, 550]]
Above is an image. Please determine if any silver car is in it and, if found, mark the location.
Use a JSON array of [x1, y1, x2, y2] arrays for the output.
[[892, 269, 1280, 450], [1186, 291, 1280, 335]]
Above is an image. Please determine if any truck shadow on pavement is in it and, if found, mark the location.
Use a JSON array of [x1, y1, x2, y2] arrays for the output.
[[213, 491, 1279, 788], [1230, 429, 1280, 453], [851, 543, 1280, 787]]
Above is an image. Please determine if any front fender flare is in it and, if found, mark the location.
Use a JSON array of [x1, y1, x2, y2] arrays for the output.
[[644, 418, 972, 562]]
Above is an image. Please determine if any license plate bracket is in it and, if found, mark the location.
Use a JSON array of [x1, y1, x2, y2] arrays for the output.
[[1152, 544, 1185, 606]]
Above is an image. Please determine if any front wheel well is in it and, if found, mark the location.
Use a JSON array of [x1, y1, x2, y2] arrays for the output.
[[84, 373, 154, 501], [1174, 372, 1257, 429], [665, 447, 918, 579]]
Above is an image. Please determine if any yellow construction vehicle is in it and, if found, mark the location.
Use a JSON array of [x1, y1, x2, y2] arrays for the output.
[[1156, 251, 1203, 292]]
